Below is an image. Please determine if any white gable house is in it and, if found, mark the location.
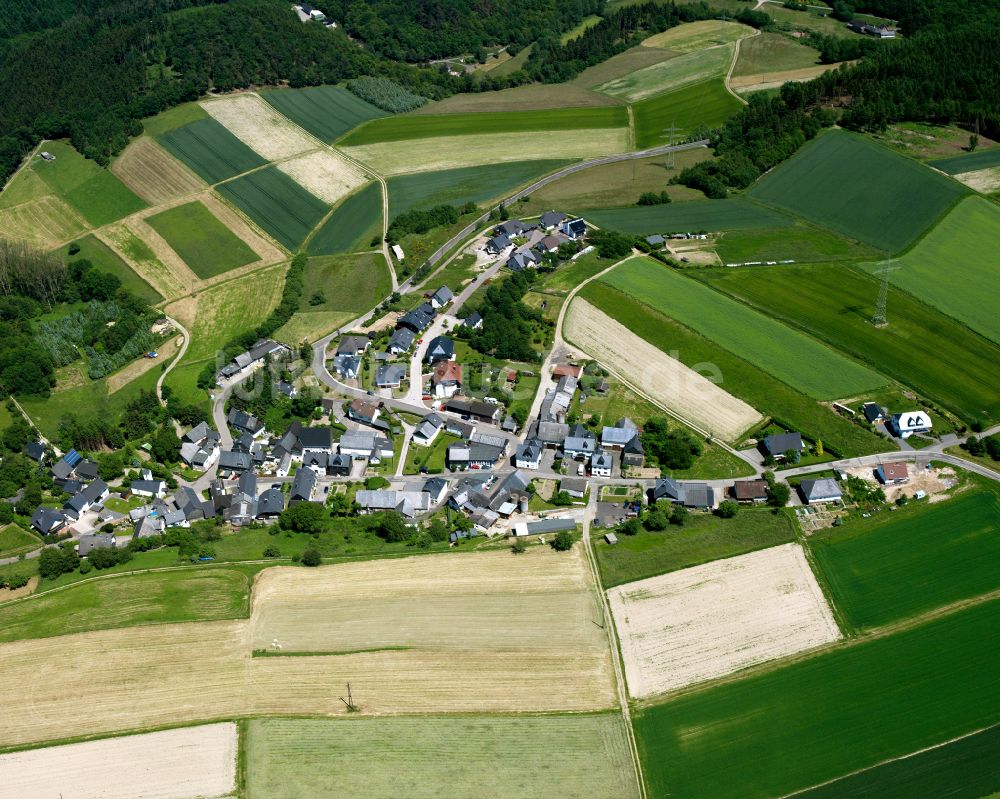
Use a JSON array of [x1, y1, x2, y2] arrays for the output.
[[890, 411, 932, 439]]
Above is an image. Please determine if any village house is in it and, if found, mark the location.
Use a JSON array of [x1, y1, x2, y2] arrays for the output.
[[591, 450, 613, 477], [889, 411, 932, 439], [799, 478, 843, 505], [485, 233, 512, 255], [539, 210, 567, 230], [289, 468, 317, 504], [515, 439, 543, 470], [255, 486, 286, 519], [432, 361, 463, 399], [336, 335, 370, 357], [398, 306, 435, 333], [760, 432, 804, 461], [731, 479, 769, 503], [876, 462, 909, 484], [423, 476, 449, 505], [31, 507, 68, 536], [355, 489, 430, 518], [424, 336, 455, 364], [560, 476, 589, 499], [78, 532, 116, 557], [376, 363, 408, 388], [412, 413, 444, 447], [347, 398, 381, 427], [387, 327, 415, 355], [463, 311, 483, 330], [430, 286, 454, 309], [444, 397, 502, 425], [564, 425, 597, 460]]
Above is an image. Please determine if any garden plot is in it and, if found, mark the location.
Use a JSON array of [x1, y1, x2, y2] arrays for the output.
[[110, 136, 205, 204], [277, 149, 368, 205], [609, 543, 840, 697], [201, 93, 318, 161], [564, 297, 760, 440], [0, 723, 237, 799]]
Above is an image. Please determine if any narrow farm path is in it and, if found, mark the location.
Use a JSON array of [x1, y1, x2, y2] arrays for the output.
[[725, 28, 760, 105], [155, 315, 190, 407]]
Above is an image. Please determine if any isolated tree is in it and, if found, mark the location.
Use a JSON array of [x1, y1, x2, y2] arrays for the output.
[[511, 538, 527, 554], [278, 502, 326, 534], [619, 518, 642, 537], [301, 548, 322, 567], [669, 504, 688, 526], [714, 500, 738, 518], [550, 530, 574, 551], [643, 509, 669, 531]]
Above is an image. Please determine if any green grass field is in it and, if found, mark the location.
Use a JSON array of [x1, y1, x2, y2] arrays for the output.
[[635, 595, 1000, 799], [560, 13, 602, 43], [583, 198, 792, 233], [793, 723, 1000, 799], [867, 197, 1000, 345], [340, 106, 628, 146], [571, 44, 678, 90], [632, 80, 742, 147], [595, 508, 795, 588], [246, 714, 640, 799], [141, 101, 209, 138], [715, 222, 883, 263], [701, 262, 1000, 422], [732, 31, 820, 75], [261, 85, 387, 143], [0, 525, 42, 559], [158, 118, 267, 184], [578, 283, 888, 456], [603, 258, 887, 400], [34, 141, 147, 227], [276, 253, 391, 344], [748, 131, 968, 253], [930, 147, 1000, 175], [597, 43, 734, 102], [413, 83, 622, 115], [809, 489, 1000, 632], [146, 200, 258, 279], [387, 159, 572, 218], [0, 567, 255, 643], [216, 167, 329, 251], [643, 19, 755, 52], [308, 183, 382, 256], [60, 234, 162, 303]]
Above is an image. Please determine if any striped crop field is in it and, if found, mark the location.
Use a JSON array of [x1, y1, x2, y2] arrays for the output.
[[601, 258, 887, 399], [308, 182, 383, 255], [582, 199, 791, 234], [631, 79, 742, 147], [158, 118, 267, 184], [261, 85, 387, 143]]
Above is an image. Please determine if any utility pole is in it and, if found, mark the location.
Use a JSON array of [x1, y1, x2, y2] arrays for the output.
[[871, 261, 899, 327], [662, 119, 680, 168]]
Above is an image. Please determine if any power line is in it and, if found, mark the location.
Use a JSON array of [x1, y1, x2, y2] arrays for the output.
[[872, 260, 899, 327]]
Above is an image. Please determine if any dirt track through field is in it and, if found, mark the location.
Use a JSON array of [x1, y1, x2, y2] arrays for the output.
[[564, 298, 761, 440], [608, 543, 841, 697], [0, 723, 237, 799]]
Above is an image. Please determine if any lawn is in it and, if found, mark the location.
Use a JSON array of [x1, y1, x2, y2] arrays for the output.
[[33, 140, 147, 227], [603, 258, 887, 400], [701, 261, 1000, 422], [60, 234, 162, 303], [387, 159, 573, 218], [732, 31, 821, 76], [572, 44, 678, 90], [560, 13, 603, 43], [596, 43, 734, 102], [0, 526, 42, 559], [404, 433, 459, 475], [339, 107, 628, 146], [423, 253, 478, 292], [146, 200, 258, 279], [582, 198, 792, 234], [792, 723, 1000, 799], [715, 221, 882, 263], [930, 147, 1000, 175], [809, 489, 1000, 632], [634, 596, 1000, 799], [867, 197, 1000, 346], [632, 80, 742, 147], [0, 567, 256, 643], [307, 182, 383, 255], [261, 85, 387, 143], [578, 284, 888, 456], [275, 253, 391, 344], [245, 714, 639, 798], [142, 101, 209, 138], [748, 130, 969, 253], [216, 166, 329, 251], [595, 508, 795, 588], [158, 118, 267, 184]]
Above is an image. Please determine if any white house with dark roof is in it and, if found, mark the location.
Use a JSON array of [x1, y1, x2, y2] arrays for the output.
[[412, 413, 444, 447], [430, 286, 454, 308]]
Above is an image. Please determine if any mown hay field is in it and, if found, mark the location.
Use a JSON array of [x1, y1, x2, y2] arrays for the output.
[[412, 82, 622, 114], [596, 43, 733, 102], [340, 106, 628, 146], [643, 19, 755, 52], [595, 508, 796, 588], [571, 44, 678, 89], [700, 261, 1000, 422], [809, 489, 1000, 632], [632, 79, 742, 147], [277, 149, 367, 205], [952, 166, 1000, 192], [603, 258, 887, 400], [33, 140, 147, 227], [110, 136, 205, 205], [146, 199, 259, 279], [201, 93, 317, 160], [0, 567, 254, 644], [731, 63, 842, 94], [578, 283, 888, 456], [158, 118, 267, 184], [341, 128, 630, 175], [634, 596, 1000, 799], [0, 195, 87, 249], [98, 221, 194, 301], [261, 85, 387, 143], [387, 159, 572, 218], [308, 182, 382, 255], [0, 723, 238, 799], [246, 715, 640, 799], [564, 296, 761, 440], [869, 197, 1000, 346], [748, 130, 968, 253], [714, 222, 881, 264], [216, 166, 329, 251], [583, 198, 790, 233], [610, 543, 839, 697], [732, 31, 820, 75]]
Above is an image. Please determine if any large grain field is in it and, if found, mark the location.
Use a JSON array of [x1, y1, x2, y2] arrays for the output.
[[631, 79, 741, 146], [643, 19, 755, 52], [596, 44, 734, 101], [246, 715, 640, 799], [0, 195, 87, 248], [146, 199, 259, 279], [748, 130, 968, 252], [583, 198, 791, 233], [158, 118, 267, 183], [602, 258, 887, 400], [412, 82, 622, 114], [634, 596, 1000, 799], [261, 85, 387, 142], [564, 296, 761, 440], [276, 149, 367, 205], [809, 489, 1000, 632], [308, 182, 383, 255], [340, 128, 629, 175], [609, 543, 840, 697], [201, 93, 317, 160], [0, 723, 238, 799], [110, 136, 205, 204]]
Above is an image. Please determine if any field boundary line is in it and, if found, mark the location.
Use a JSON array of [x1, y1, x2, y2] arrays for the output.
[[724, 28, 758, 106], [780, 721, 1000, 798]]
